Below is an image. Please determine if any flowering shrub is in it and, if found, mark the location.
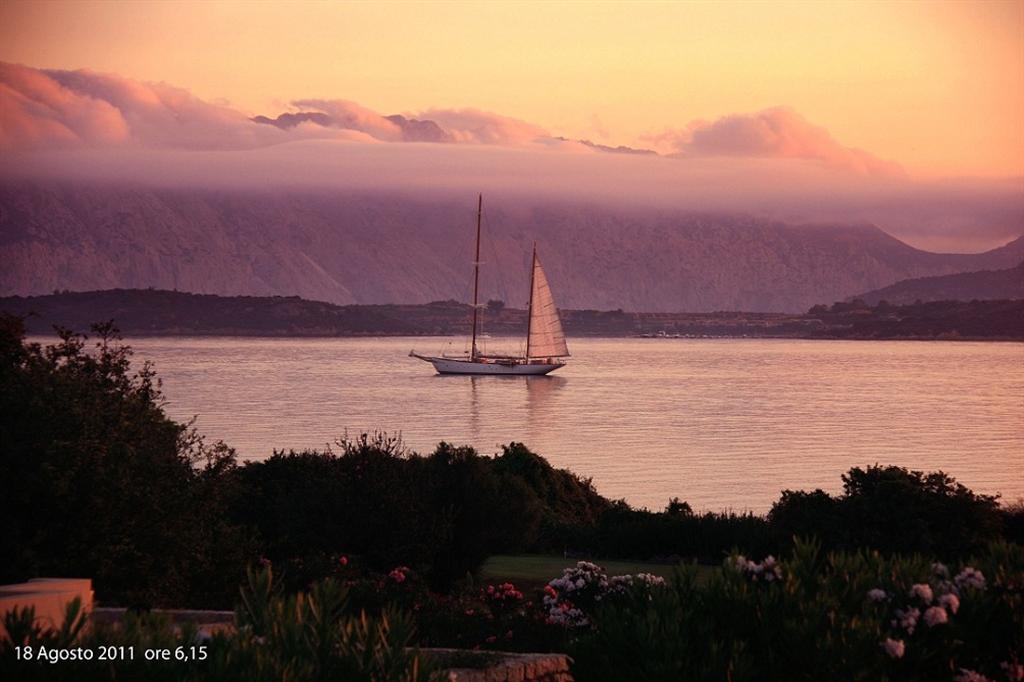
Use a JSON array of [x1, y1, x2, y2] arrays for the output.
[[570, 540, 1024, 682], [484, 582, 524, 603], [482, 582, 524, 619], [542, 561, 666, 628], [730, 554, 783, 582]]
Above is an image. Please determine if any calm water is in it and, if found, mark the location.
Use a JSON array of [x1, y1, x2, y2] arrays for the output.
[[96, 336, 1024, 512]]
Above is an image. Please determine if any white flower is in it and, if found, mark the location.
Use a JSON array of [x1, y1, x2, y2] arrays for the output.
[[953, 668, 991, 682], [633, 573, 665, 586], [867, 588, 888, 602], [909, 583, 934, 603], [955, 567, 986, 591], [938, 593, 960, 614], [881, 638, 905, 659], [730, 555, 782, 581], [923, 605, 948, 627]]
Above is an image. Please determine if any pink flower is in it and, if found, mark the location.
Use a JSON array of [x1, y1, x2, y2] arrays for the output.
[[909, 583, 934, 603], [339, 556, 348, 567], [938, 593, 960, 614], [954, 669, 991, 682], [1000, 661, 1024, 682], [388, 567, 407, 583], [485, 636, 497, 644], [923, 605, 948, 627], [881, 638, 905, 659], [464, 608, 475, 616], [955, 567, 986, 591]]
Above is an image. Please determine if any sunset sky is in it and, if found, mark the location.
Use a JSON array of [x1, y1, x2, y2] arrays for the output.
[[2, 0, 1022, 179]]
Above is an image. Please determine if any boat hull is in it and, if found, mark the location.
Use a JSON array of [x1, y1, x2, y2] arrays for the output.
[[412, 354, 564, 375]]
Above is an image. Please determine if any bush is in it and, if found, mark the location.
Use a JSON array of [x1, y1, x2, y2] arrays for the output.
[[233, 438, 604, 591], [0, 565, 435, 682], [569, 540, 1024, 681], [770, 466, 1003, 558]]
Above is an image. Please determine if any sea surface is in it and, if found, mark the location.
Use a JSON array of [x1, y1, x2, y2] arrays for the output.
[[74, 336, 1024, 513]]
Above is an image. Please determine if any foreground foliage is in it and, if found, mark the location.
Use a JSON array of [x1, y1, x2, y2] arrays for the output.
[[3, 549, 1021, 681], [0, 566, 434, 682], [569, 541, 1024, 682], [0, 317, 250, 608]]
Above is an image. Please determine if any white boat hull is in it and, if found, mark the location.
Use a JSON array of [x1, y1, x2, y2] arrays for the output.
[[411, 354, 564, 375]]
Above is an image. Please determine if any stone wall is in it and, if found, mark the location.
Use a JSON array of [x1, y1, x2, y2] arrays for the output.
[[424, 648, 573, 682], [0, 578, 94, 639]]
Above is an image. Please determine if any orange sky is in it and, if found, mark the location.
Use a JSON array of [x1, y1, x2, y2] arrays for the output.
[[1, 0, 1022, 178]]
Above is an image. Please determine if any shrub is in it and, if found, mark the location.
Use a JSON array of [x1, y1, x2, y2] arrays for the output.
[[770, 466, 1003, 558], [570, 540, 1024, 681], [0, 565, 436, 682]]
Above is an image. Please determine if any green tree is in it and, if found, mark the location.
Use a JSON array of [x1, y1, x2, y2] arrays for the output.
[[0, 316, 250, 607]]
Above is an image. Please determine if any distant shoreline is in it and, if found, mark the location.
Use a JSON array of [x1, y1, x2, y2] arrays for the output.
[[4, 289, 1023, 342], [22, 331, 1024, 343]]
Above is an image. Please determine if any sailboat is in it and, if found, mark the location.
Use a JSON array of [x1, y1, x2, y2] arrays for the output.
[[410, 195, 570, 375]]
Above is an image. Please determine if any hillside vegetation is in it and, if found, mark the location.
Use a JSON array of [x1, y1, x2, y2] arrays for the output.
[[855, 261, 1024, 305], [4, 289, 1022, 340]]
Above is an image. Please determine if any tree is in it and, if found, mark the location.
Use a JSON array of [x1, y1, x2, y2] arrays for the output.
[[0, 316, 250, 607]]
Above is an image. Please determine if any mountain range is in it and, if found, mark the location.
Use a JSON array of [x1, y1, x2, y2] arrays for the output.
[[2, 181, 1021, 313]]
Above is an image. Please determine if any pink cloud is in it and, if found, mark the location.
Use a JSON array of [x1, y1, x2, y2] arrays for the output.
[[0, 63, 555, 152], [413, 107, 548, 145], [42, 67, 288, 150], [656, 107, 905, 177], [0, 62, 130, 149], [2, 62, 905, 181], [290, 99, 404, 141], [0, 62, 298, 151]]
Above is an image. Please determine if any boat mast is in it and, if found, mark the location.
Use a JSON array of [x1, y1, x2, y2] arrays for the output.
[[470, 194, 483, 360], [525, 241, 536, 359]]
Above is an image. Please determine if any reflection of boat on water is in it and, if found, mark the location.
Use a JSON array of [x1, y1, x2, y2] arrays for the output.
[[411, 195, 570, 375]]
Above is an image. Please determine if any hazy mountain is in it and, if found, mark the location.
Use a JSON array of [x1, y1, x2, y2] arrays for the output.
[[251, 112, 333, 129], [252, 111, 453, 143], [2, 181, 1022, 312], [554, 137, 659, 155], [854, 262, 1024, 305]]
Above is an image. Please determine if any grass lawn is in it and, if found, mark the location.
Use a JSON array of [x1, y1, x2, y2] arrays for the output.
[[480, 554, 713, 589]]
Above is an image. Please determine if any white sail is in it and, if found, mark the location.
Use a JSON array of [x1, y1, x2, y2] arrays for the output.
[[527, 253, 570, 358]]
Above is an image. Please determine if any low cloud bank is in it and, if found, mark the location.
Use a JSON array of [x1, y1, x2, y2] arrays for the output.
[[4, 140, 1020, 252], [1, 62, 1020, 251], [0, 63, 556, 151], [654, 107, 906, 178]]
